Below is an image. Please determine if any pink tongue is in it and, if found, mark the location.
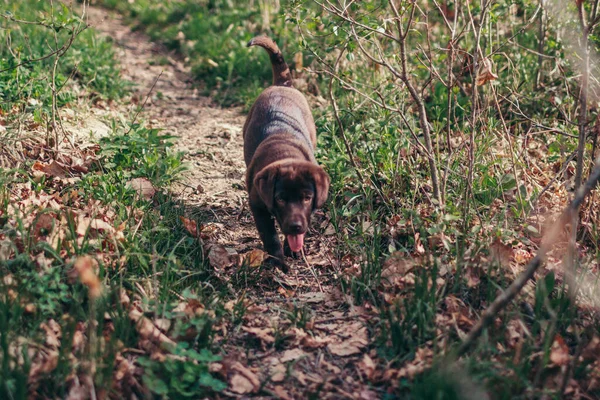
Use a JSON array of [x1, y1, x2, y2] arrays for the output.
[[286, 234, 305, 252]]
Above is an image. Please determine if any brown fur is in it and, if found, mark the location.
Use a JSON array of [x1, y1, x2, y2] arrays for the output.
[[244, 36, 330, 272]]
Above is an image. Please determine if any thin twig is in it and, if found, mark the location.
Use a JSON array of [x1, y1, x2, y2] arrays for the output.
[[125, 71, 164, 135], [301, 247, 323, 293]]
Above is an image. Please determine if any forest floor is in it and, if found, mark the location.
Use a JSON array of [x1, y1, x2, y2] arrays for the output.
[[87, 6, 379, 399]]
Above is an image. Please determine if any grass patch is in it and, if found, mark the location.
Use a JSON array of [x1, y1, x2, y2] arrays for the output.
[[97, 0, 301, 107]]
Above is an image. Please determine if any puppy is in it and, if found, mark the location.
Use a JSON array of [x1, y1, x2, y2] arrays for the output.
[[243, 36, 330, 272]]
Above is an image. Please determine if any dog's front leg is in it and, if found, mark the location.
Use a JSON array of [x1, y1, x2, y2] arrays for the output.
[[250, 204, 288, 272]]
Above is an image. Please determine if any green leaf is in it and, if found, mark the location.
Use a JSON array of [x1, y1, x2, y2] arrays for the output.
[[143, 373, 169, 396]]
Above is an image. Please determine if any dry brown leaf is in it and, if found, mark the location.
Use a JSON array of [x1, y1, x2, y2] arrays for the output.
[[239, 249, 267, 267], [273, 385, 293, 400], [28, 350, 59, 382], [327, 325, 368, 356], [90, 219, 115, 233], [40, 319, 61, 348], [269, 360, 286, 383], [505, 319, 526, 349], [32, 160, 68, 178], [328, 340, 364, 357], [582, 336, 600, 360], [127, 178, 156, 200], [277, 287, 294, 298], [73, 255, 102, 299], [475, 57, 499, 86], [300, 334, 331, 349], [0, 240, 13, 261], [382, 253, 416, 289], [242, 326, 275, 345], [490, 237, 512, 267], [359, 389, 379, 400], [180, 216, 199, 238], [129, 308, 176, 349], [199, 223, 222, 239], [396, 347, 433, 379], [465, 265, 482, 288], [207, 244, 237, 270], [229, 362, 260, 394], [32, 214, 55, 239], [298, 291, 328, 304], [514, 248, 533, 265], [359, 354, 376, 381], [280, 348, 307, 363], [550, 334, 570, 366]]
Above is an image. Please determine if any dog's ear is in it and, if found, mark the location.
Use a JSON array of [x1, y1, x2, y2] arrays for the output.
[[254, 165, 278, 210], [309, 165, 330, 209]]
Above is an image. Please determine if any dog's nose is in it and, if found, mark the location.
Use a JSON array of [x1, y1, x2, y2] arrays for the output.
[[289, 222, 303, 233]]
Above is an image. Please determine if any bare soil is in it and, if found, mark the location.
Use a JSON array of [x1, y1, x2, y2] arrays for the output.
[[86, 7, 377, 399]]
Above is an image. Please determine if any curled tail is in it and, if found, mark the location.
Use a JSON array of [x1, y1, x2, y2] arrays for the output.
[[248, 36, 293, 87]]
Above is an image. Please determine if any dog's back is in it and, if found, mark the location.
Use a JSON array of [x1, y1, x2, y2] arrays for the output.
[[243, 37, 317, 168]]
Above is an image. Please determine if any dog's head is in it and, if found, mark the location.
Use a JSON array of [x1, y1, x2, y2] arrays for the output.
[[254, 160, 330, 252]]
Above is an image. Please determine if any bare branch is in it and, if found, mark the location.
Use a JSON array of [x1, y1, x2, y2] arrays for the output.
[[456, 156, 600, 358]]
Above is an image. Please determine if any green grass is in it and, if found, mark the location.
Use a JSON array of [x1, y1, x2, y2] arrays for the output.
[[97, 0, 300, 107], [0, 119, 230, 398], [1, 1, 128, 111], [0, 2, 228, 397]]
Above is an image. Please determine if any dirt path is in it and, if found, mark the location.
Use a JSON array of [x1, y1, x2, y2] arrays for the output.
[[87, 7, 375, 399]]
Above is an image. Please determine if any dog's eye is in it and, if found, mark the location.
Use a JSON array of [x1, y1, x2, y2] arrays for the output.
[[275, 197, 285, 205], [303, 195, 313, 203]]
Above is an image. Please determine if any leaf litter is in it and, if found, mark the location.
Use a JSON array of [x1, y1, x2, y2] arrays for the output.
[[2, 4, 600, 399]]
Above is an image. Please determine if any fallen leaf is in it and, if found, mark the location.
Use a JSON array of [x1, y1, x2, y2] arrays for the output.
[[180, 216, 199, 237], [359, 354, 376, 380], [414, 233, 425, 255], [32, 214, 55, 239], [127, 178, 156, 200], [40, 319, 61, 348], [207, 244, 237, 270], [269, 360, 286, 383], [382, 253, 416, 289], [90, 219, 115, 233], [328, 340, 364, 356], [582, 336, 600, 360], [490, 237, 512, 267], [273, 385, 293, 400], [280, 348, 307, 363], [301, 334, 331, 349], [32, 160, 68, 178], [28, 350, 59, 382], [550, 335, 570, 366], [242, 326, 275, 345], [239, 249, 267, 267], [395, 347, 433, 379], [465, 266, 482, 288], [298, 291, 328, 304], [359, 389, 379, 400], [129, 308, 176, 349], [229, 362, 260, 394]]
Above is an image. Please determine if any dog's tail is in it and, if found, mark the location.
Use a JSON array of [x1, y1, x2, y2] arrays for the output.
[[248, 36, 293, 87]]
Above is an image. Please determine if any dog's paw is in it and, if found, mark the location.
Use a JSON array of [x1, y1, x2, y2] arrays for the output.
[[265, 255, 289, 273]]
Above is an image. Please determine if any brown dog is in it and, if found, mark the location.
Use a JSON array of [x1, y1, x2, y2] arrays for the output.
[[244, 36, 330, 272]]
